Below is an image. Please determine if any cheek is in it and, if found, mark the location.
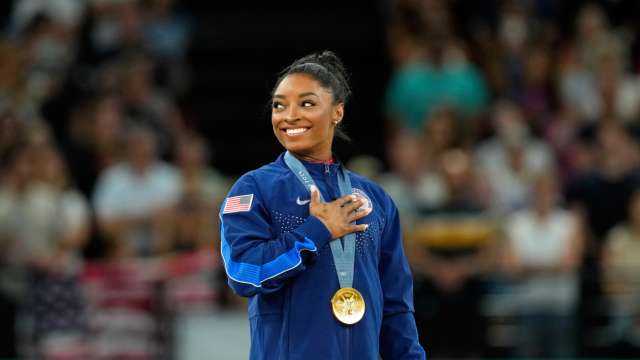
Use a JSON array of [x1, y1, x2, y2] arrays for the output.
[[311, 111, 334, 133], [271, 114, 282, 132]]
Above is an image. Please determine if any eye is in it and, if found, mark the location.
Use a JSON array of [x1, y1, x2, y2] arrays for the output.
[[301, 100, 315, 107], [272, 101, 285, 110]]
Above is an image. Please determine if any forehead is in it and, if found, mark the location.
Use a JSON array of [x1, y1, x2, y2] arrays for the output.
[[274, 73, 331, 97]]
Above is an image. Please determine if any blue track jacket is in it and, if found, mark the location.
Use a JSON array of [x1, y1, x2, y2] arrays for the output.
[[220, 153, 426, 360]]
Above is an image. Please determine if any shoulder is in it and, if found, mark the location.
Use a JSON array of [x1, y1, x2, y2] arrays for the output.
[[227, 157, 290, 196]]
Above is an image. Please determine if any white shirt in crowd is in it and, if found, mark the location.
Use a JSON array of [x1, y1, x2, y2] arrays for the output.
[[93, 162, 180, 254], [505, 209, 578, 314]]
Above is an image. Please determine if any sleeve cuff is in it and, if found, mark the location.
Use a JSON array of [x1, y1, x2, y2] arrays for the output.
[[294, 216, 333, 249]]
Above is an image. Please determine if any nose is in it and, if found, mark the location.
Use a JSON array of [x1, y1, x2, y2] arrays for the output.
[[284, 104, 300, 122]]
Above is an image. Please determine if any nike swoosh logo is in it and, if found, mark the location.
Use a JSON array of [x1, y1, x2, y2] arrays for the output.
[[296, 196, 310, 205]]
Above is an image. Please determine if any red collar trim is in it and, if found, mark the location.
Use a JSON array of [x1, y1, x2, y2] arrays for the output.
[[305, 158, 335, 165]]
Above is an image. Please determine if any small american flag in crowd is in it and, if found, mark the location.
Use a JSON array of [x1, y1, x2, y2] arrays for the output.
[[223, 194, 254, 214]]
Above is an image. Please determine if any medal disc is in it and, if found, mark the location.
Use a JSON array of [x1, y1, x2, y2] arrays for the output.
[[331, 287, 365, 325]]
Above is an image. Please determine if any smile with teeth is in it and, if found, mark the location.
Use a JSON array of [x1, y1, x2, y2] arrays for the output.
[[285, 128, 309, 136]]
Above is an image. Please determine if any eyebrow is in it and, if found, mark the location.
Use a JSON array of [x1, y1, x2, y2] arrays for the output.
[[273, 92, 319, 99]]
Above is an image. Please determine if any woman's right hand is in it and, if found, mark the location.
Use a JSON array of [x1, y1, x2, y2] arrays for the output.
[[309, 185, 370, 239]]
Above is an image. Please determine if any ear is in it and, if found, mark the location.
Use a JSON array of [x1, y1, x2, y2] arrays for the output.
[[332, 103, 344, 125]]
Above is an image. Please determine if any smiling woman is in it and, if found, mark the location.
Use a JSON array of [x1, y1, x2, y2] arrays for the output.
[[219, 51, 426, 360], [271, 51, 351, 162], [271, 73, 340, 161]]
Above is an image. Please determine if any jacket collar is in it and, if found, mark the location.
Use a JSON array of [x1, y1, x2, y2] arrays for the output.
[[277, 152, 342, 176]]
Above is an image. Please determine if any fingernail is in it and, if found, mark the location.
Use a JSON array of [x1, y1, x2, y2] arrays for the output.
[[364, 224, 369, 229], [351, 195, 357, 201], [310, 185, 317, 192]]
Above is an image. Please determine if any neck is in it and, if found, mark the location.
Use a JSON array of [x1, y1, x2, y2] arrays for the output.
[[290, 150, 333, 164]]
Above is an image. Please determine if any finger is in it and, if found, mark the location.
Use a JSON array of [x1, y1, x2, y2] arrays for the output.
[[310, 185, 321, 204], [347, 223, 369, 233], [343, 198, 364, 213], [336, 194, 357, 207], [347, 207, 371, 223]]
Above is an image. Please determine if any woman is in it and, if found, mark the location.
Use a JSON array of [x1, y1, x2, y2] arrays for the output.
[[602, 190, 640, 346], [503, 172, 582, 357], [219, 51, 426, 359]]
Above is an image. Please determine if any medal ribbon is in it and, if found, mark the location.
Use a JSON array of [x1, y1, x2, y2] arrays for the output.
[[284, 151, 356, 289]]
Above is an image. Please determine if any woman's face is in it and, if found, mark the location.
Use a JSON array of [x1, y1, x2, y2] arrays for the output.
[[272, 73, 343, 160]]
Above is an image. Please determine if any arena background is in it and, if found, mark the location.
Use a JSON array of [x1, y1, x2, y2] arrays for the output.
[[0, 0, 640, 359]]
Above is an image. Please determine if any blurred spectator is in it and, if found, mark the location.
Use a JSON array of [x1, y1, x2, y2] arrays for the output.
[[0, 40, 29, 119], [0, 111, 27, 163], [169, 133, 231, 252], [423, 107, 463, 159], [566, 121, 640, 354], [476, 100, 555, 215], [410, 149, 496, 358], [517, 45, 555, 131], [384, 39, 489, 133], [345, 154, 384, 183], [25, 143, 90, 357], [93, 126, 180, 258], [559, 4, 640, 123], [544, 104, 596, 187], [175, 133, 229, 209], [602, 190, 640, 350], [0, 142, 32, 358], [0, 138, 90, 357], [140, 0, 191, 94], [118, 52, 185, 156], [385, 0, 488, 135], [378, 132, 446, 226], [386, 0, 432, 68], [502, 173, 583, 358], [86, 0, 144, 59], [493, 0, 536, 97], [64, 92, 125, 198], [567, 122, 640, 246], [10, 0, 85, 34], [16, 12, 79, 121]]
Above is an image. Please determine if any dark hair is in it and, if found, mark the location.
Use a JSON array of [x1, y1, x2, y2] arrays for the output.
[[272, 50, 352, 141]]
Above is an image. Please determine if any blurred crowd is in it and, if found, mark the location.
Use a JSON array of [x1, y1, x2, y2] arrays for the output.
[[369, 0, 640, 358], [1, 0, 640, 359], [0, 0, 231, 358]]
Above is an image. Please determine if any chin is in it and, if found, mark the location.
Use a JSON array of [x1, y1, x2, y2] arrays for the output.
[[283, 142, 311, 154]]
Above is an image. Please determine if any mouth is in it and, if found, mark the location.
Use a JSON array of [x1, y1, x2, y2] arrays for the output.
[[282, 127, 310, 137]]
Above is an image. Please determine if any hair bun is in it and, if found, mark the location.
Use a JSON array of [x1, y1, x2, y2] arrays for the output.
[[315, 50, 340, 66], [318, 51, 348, 78], [276, 50, 352, 104], [273, 50, 353, 141]]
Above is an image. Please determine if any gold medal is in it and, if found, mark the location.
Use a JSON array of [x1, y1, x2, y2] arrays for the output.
[[331, 287, 365, 325]]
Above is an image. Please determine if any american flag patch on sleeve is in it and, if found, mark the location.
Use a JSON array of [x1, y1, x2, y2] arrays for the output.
[[223, 194, 254, 214]]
